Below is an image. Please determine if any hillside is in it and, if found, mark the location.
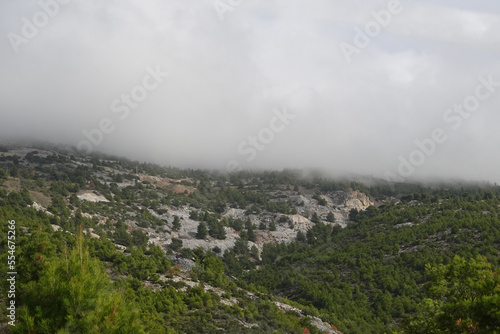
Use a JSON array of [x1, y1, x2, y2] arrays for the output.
[[1, 143, 500, 333]]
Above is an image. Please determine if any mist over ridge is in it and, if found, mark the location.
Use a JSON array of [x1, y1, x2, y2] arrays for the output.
[[1, 0, 499, 183]]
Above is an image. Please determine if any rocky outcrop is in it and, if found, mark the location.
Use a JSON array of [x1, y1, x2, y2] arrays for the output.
[[77, 192, 109, 203], [130, 188, 374, 256], [345, 190, 373, 211], [328, 190, 373, 211], [275, 302, 343, 334]]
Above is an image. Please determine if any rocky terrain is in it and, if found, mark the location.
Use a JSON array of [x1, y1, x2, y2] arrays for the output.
[[4, 143, 499, 333], [0, 143, 380, 333], [1, 144, 373, 258]]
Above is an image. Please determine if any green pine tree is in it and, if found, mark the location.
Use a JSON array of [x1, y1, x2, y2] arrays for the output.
[[196, 222, 208, 239], [15, 230, 149, 333], [172, 215, 181, 231], [402, 256, 500, 334]]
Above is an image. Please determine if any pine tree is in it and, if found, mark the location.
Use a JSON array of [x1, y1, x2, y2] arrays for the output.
[[189, 210, 199, 220], [269, 221, 277, 231], [217, 223, 227, 240], [233, 238, 249, 255], [208, 220, 226, 240], [250, 245, 260, 260], [311, 212, 321, 224], [402, 256, 500, 333], [196, 222, 208, 239], [247, 223, 257, 242], [15, 229, 148, 333], [172, 215, 181, 231]]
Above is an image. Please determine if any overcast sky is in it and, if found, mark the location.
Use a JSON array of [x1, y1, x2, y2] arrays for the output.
[[1, 0, 499, 183]]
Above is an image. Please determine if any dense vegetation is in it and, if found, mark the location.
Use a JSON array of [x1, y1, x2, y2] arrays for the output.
[[1, 144, 500, 333], [0, 190, 327, 333], [237, 189, 500, 333]]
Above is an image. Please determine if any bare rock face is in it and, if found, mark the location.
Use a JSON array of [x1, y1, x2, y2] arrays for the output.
[[274, 302, 343, 333], [345, 190, 373, 211], [328, 191, 349, 206], [328, 190, 373, 211], [168, 256, 195, 271], [77, 192, 109, 203]]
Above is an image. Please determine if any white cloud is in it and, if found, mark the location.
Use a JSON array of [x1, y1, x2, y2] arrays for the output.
[[1, 0, 500, 182]]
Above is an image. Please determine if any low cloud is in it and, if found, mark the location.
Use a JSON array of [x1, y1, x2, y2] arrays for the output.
[[1, 0, 499, 183]]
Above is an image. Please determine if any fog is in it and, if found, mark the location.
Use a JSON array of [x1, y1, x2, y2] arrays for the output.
[[1, 0, 500, 183]]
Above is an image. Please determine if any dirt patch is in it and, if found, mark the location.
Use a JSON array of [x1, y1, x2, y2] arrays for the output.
[[138, 175, 195, 194], [29, 191, 52, 207], [4, 177, 21, 192], [169, 184, 194, 194], [139, 175, 172, 188]]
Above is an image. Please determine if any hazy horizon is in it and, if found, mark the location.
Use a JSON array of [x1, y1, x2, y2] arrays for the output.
[[1, 0, 499, 183]]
